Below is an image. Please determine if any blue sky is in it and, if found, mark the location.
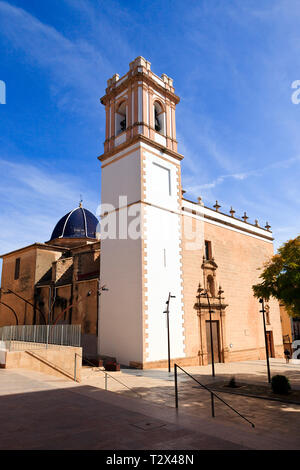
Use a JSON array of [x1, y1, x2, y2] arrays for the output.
[[0, 0, 299, 275]]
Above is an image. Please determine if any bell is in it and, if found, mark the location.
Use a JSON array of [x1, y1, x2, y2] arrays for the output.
[[120, 118, 126, 132], [155, 110, 161, 132]]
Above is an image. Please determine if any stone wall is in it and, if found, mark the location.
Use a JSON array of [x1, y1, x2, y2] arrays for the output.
[[2, 343, 82, 381], [182, 214, 284, 365]]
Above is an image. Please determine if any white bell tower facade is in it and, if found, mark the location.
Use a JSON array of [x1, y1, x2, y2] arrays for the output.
[[98, 57, 186, 368]]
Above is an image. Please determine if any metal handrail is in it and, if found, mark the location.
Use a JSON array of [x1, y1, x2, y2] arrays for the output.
[[174, 364, 255, 428], [81, 356, 142, 398], [25, 350, 79, 382]]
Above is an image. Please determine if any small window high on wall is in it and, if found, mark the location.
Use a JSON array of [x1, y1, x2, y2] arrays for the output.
[[154, 101, 165, 135], [14, 257, 20, 280], [116, 101, 127, 135], [205, 240, 212, 260]]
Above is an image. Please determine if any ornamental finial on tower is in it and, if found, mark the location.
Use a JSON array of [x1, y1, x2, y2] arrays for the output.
[[265, 222, 271, 231], [229, 207, 235, 217], [213, 200, 221, 212], [107, 73, 119, 87], [129, 56, 151, 72], [242, 212, 249, 223]]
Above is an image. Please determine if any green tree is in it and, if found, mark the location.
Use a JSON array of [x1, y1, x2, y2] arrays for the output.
[[252, 235, 300, 317]]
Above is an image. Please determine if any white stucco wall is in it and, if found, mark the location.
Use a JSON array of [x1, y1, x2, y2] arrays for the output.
[[101, 147, 141, 210], [144, 205, 185, 361], [143, 146, 185, 361], [99, 146, 144, 365], [99, 139, 185, 365], [99, 205, 144, 365], [0, 341, 7, 365]]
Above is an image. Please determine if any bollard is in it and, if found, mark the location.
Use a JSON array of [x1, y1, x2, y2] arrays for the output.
[[74, 353, 77, 382], [174, 364, 178, 409], [211, 392, 215, 418], [46, 325, 49, 350], [105, 373, 108, 390]]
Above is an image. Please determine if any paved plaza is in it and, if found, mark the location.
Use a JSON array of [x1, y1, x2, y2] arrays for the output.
[[81, 359, 300, 445], [0, 359, 300, 450]]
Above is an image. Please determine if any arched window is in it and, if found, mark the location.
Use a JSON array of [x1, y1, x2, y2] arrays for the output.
[[207, 275, 215, 298], [153, 101, 165, 135], [116, 101, 127, 135]]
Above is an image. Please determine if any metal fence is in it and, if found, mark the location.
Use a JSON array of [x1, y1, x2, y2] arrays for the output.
[[0, 324, 81, 351]]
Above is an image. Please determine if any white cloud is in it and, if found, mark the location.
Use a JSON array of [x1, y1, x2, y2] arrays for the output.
[[0, 0, 113, 113], [0, 157, 99, 258]]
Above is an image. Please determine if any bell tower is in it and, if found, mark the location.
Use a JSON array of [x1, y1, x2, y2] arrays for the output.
[[101, 56, 179, 155], [98, 57, 186, 367]]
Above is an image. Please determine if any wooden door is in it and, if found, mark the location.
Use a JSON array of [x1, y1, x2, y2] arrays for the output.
[[206, 320, 221, 363], [266, 331, 275, 358]]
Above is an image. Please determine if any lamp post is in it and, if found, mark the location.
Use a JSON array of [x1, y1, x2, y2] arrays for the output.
[[259, 298, 271, 383], [217, 286, 225, 362], [198, 284, 215, 377], [97, 281, 109, 354], [163, 292, 176, 373]]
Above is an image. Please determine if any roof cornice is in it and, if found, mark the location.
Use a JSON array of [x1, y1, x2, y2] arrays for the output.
[[0, 243, 66, 259], [100, 70, 180, 107], [98, 134, 184, 162]]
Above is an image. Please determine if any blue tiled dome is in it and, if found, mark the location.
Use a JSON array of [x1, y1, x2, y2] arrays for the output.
[[50, 205, 99, 241]]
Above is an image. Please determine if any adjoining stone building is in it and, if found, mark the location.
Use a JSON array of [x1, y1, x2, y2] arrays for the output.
[[280, 304, 300, 356], [0, 204, 100, 357], [0, 57, 284, 367]]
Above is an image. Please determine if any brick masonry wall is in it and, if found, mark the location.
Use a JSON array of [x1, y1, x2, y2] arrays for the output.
[[0, 247, 63, 326], [52, 257, 73, 283], [0, 249, 37, 326]]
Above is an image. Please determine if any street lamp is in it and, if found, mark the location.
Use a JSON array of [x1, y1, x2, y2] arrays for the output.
[[217, 286, 225, 362], [97, 281, 109, 356], [163, 292, 176, 373], [198, 283, 216, 377], [259, 298, 271, 383]]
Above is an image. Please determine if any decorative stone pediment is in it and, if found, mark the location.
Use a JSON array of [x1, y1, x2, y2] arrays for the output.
[[201, 258, 218, 271], [194, 300, 228, 313]]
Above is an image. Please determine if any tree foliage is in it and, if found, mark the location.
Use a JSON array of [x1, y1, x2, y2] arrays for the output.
[[252, 235, 300, 317]]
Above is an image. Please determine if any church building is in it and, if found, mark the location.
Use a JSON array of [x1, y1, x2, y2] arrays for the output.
[[98, 57, 283, 368], [0, 57, 284, 368]]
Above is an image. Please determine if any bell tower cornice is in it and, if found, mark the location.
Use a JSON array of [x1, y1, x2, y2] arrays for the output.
[[98, 134, 184, 163], [100, 57, 180, 106]]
